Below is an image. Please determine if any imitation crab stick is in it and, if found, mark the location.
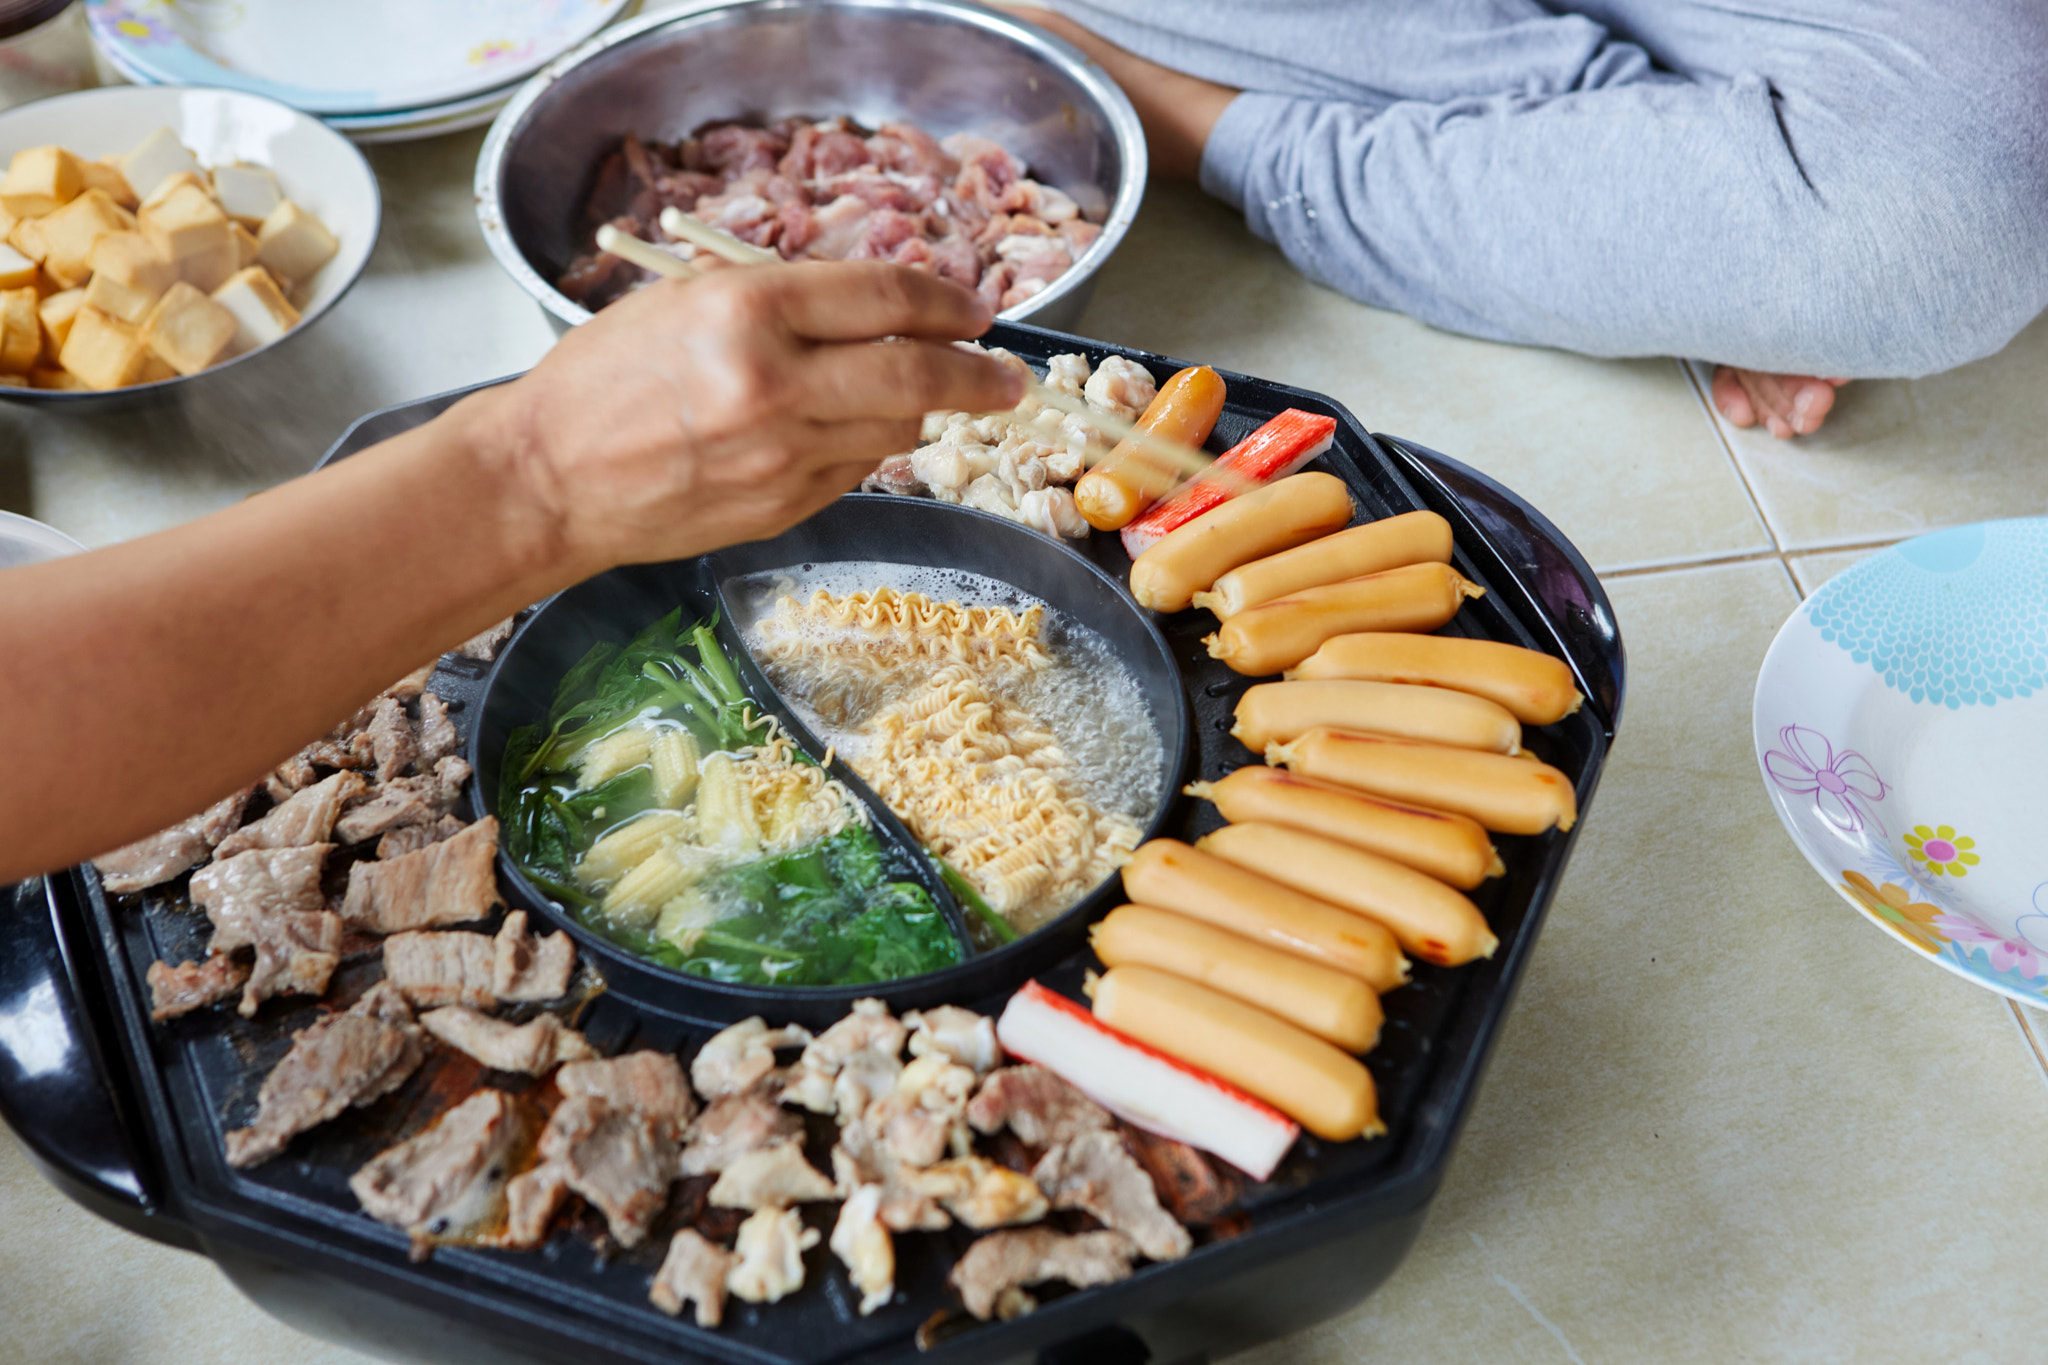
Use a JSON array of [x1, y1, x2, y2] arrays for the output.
[[1286, 632, 1585, 727], [1121, 409, 1340, 558], [1074, 366, 1227, 531], [1092, 904, 1384, 1053], [1090, 966, 1383, 1143], [995, 978, 1301, 1179], [1197, 822, 1497, 967], [1268, 727, 1578, 835], [1192, 511, 1455, 618], [1231, 679, 1522, 755], [1185, 765, 1504, 890], [1205, 562, 1484, 676], [1119, 838, 1408, 991], [1129, 472, 1355, 614]]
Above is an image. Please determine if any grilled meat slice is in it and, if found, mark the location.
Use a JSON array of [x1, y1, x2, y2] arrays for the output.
[[558, 1051, 697, 1141], [1031, 1130, 1191, 1262], [1121, 1124, 1241, 1225], [214, 772, 366, 858], [376, 814, 466, 860], [679, 1090, 803, 1177], [493, 910, 575, 1002], [334, 757, 470, 846], [505, 1095, 675, 1248], [366, 696, 417, 783], [419, 1008, 597, 1074], [650, 1229, 733, 1327], [224, 982, 426, 1168], [146, 955, 251, 1021], [727, 1207, 818, 1305], [383, 662, 437, 703], [415, 691, 460, 766], [350, 1089, 523, 1259], [707, 1141, 836, 1211], [341, 817, 501, 934], [93, 786, 253, 893], [830, 1111, 950, 1233], [967, 1065, 1112, 1148], [382, 910, 575, 1012], [830, 1184, 894, 1316], [191, 845, 342, 1015], [691, 1017, 813, 1100], [948, 1228, 1139, 1321], [458, 618, 516, 662]]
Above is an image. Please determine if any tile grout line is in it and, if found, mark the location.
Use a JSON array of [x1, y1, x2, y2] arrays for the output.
[[1599, 549, 1782, 581], [1679, 359, 1795, 585], [2004, 1001, 2048, 1096]]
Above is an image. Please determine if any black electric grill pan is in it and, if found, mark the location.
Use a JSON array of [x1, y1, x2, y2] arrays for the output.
[[0, 320, 1625, 1365]]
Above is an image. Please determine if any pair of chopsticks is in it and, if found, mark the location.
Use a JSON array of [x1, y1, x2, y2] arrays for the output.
[[595, 209, 1220, 486]]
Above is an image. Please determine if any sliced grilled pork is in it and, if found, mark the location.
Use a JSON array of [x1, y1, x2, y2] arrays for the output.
[[190, 844, 342, 1015], [419, 1008, 597, 1074], [366, 696, 417, 783], [93, 786, 252, 893], [503, 1095, 675, 1248], [224, 983, 426, 1168], [1030, 1130, 1191, 1262], [341, 817, 501, 934], [382, 911, 575, 1011], [650, 1229, 732, 1327], [1121, 1125, 1241, 1225], [707, 1142, 836, 1211], [679, 1090, 804, 1177], [458, 618, 515, 662], [334, 758, 470, 846], [727, 1207, 818, 1305], [558, 1051, 697, 1141], [492, 910, 575, 1002], [214, 771, 366, 858], [376, 815, 466, 860], [415, 692, 460, 766], [146, 955, 251, 1021], [350, 1089, 523, 1259], [966, 1065, 1112, 1148], [948, 1227, 1139, 1321]]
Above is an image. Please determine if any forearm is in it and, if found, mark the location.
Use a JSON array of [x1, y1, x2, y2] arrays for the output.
[[0, 383, 579, 880]]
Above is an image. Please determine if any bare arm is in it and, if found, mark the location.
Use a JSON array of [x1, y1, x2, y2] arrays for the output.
[[999, 6, 1237, 180], [0, 264, 1020, 882]]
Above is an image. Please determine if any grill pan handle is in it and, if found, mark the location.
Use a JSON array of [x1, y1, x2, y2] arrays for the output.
[[0, 877, 194, 1250]]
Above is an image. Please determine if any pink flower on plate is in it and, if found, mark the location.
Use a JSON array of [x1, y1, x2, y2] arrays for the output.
[[1764, 724, 1888, 835], [1935, 914, 2044, 980]]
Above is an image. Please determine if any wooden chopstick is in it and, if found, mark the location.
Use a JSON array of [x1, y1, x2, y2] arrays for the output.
[[595, 224, 701, 280], [658, 207, 780, 266]]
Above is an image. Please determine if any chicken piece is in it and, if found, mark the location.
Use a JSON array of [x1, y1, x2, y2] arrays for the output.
[[1031, 1130, 1191, 1262], [224, 982, 426, 1168], [961, 472, 1021, 519], [727, 1207, 819, 1305], [831, 1113, 949, 1233], [376, 815, 466, 860], [650, 1229, 733, 1327], [780, 998, 906, 1117], [830, 1185, 894, 1316], [350, 1089, 523, 1260], [341, 817, 502, 934], [214, 771, 366, 858], [419, 1008, 597, 1075], [948, 1228, 1139, 1321], [1083, 355, 1157, 423], [915, 1156, 1048, 1230], [905, 1005, 1002, 1075], [864, 1053, 978, 1167], [692, 1017, 813, 1100], [414, 692, 461, 766], [1017, 487, 1091, 539], [708, 1141, 837, 1210], [147, 955, 251, 1022], [93, 786, 252, 893], [504, 1095, 675, 1249], [679, 1090, 803, 1177], [558, 1051, 698, 1140], [967, 1065, 1112, 1148], [1042, 352, 1089, 397], [192, 844, 342, 1016]]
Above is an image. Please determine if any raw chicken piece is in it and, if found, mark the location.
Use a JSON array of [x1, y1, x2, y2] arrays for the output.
[[1031, 1130, 1191, 1262], [418, 1008, 596, 1075], [830, 1184, 894, 1316], [350, 1089, 523, 1259], [1042, 352, 1089, 397], [708, 1141, 837, 1210], [1017, 487, 1091, 539], [650, 1229, 732, 1327], [948, 1228, 1139, 1321], [692, 1017, 813, 1099], [1084, 355, 1157, 423], [225, 983, 426, 1169], [727, 1207, 819, 1305]]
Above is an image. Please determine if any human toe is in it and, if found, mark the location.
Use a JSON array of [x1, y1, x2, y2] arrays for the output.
[[1712, 367, 1757, 427]]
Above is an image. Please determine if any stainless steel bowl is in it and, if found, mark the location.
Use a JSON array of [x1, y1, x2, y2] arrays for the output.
[[475, 0, 1146, 334]]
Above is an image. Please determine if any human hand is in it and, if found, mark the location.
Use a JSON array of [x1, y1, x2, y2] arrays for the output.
[[478, 262, 1023, 573]]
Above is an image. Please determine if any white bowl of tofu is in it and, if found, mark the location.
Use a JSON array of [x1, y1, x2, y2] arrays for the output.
[[0, 84, 378, 403]]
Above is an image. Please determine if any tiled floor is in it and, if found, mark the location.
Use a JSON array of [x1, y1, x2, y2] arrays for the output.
[[6, 164, 2048, 1362]]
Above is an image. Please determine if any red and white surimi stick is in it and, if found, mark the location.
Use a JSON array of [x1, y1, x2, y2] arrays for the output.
[[1121, 409, 1339, 559], [994, 979, 1300, 1181]]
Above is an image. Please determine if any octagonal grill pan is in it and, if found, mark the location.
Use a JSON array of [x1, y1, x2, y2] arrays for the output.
[[1, 319, 1623, 1365]]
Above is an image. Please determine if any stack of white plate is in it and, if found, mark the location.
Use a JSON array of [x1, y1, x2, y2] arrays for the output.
[[83, 0, 636, 143]]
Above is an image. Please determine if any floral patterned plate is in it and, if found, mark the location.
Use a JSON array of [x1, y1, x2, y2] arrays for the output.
[[1754, 518, 2048, 1005], [86, 0, 633, 117]]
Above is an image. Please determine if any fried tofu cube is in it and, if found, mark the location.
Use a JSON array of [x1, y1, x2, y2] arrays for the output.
[[7, 215, 46, 264], [141, 281, 236, 375], [0, 286, 38, 371], [139, 351, 177, 384], [179, 239, 239, 293], [59, 305, 148, 389], [211, 265, 299, 352], [120, 127, 201, 203], [140, 168, 207, 213], [40, 189, 137, 289], [0, 372, 28, 388], [0, 145, 84, 218], [80, 158, 138, 211], [254, 200, 337, 284], [0, 242, 36, 291], [210, 163, 281, 225], [231, 221, 258, 268], [37, 286, 85, 354], [82, 232, 177, 324], [30, 365, 87, 390], [139, 183, 230, 266]]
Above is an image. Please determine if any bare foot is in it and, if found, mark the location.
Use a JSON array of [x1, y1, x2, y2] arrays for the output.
[[1712, 367, 1849, 438]]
